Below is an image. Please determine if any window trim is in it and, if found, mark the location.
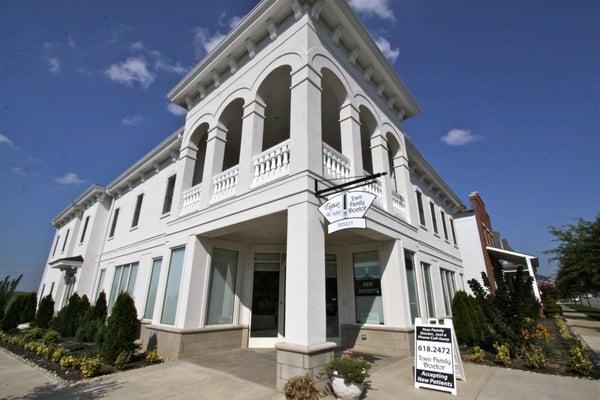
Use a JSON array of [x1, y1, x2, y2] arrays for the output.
[[109, 208, 120, 238], [162, 175, 177, 215], [61, 229, 70, 253], [450, 218, 457, 245], [52, 235, 61, 256], [416, 191, 426, 227], [429, 202, 438, 234], [441, 210, 449, 240], [79, 215, 90, 244], [131, 193, 144, 228]]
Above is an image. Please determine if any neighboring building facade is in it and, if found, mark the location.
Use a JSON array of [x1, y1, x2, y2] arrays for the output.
[[454, 192, 541, 301], [37, 0, 466, 389]]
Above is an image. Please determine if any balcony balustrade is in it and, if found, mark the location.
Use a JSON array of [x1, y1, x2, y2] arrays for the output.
[[251, 139, 290, 188], [180, 183, 202, 215], [322, 143, 351, 181], [211, 165, 239, 203], [392, 190, 407, 221]]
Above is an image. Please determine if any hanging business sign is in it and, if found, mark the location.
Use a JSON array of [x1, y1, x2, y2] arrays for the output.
[[318, 191, 376, 234], [414, 318, 464, 396]]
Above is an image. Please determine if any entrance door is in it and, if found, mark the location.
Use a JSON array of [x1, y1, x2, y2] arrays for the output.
[[249, 253, 285, 347]]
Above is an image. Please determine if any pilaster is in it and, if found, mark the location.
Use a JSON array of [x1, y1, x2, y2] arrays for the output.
[[237, 99, 266, 193], [339, 103, 363, 175], [199, 126, 227, 207], [370, 133, 393, 212]]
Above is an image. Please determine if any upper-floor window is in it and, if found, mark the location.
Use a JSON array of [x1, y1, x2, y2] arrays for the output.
[[61, 229, 70, 253], [441, 211, 449, 240], [450, 219, 457, 245], [416, 191, 426, 226], [162, 175, 176, 214], [79, 216, 90, 243], [109, 208, 120, 238], [52, 235, 60, 256], [429, 202, 438, 234], [131, 194, 144, 228]]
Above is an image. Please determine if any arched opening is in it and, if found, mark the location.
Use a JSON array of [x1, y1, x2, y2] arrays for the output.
[[218, 98, 244, 171], [359, 106, 377, 174], [190, 123, 209, 186], [257, 66, 291, 151], [321, 68, 347, 153], [386, 132, 401, 192]]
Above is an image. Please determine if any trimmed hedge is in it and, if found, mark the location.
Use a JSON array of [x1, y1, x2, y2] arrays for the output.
[[100, 292, 138, 365], [19, 293, 37, 323], [452, 291, 487, 346], [35, 295, 55, 328]]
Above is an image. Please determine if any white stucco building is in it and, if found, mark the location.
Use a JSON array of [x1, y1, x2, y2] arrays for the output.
[[37, 0, 467, 388]]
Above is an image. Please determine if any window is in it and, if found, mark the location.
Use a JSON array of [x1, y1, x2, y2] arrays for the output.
[[131, 194, 144, 228], [405, 251, 420, 323], [161, 247, 185, 325], [52, 235, 60, 256], [421, 263, 436, 318], [61, 229, 70, 253], [416, 191, 426, 226], [108, 263, 139, 309], [162, 175, 176, 214], [440, 269, 457, 316], [144, 258, 162, 319], [94, 269, 106, 301], [109, 208, 120, 238], [450, 219, 457, 245], [441, 211, 449, 240], [206, 248, 239, 325], [79, 216, 90, 243], [326, 254, 339, 337], [353, 251, 384, 324], [62, 273, 76, 308], [429, 202, 438, 234]]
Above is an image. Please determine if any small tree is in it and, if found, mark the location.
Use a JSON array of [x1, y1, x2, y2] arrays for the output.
[[100, 292, 139, 365], [1, 296, 23, 331], [34, 295, 55, 328], [452, 291, 487, 346], [92, 292, 107, 323], [19, 293, 37, 323], [0, 275, 22, 321], [51, 293, 82, 337]]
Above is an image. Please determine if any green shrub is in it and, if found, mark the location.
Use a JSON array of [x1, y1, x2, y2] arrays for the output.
[[524, 345, 546, 369], [100, 292, 138, 365], [34, 295, 55, 328], [80, 355, 103, 378], [43, 330, 60, 345], [554, 315, 572, 340], [51, 293, 83, 337], [569, 344, 592, 376], [19, 293, 37, 323], [145, 349, 159, 363], [0, 275, 22, 322], [452, 291, 487, 346], [51, 347, 68, 363], [92, 292, 108, 323], [114, 350, 132, 370], [493, 342, 511, 366], [24, 327, 45, 341], [59, 355, 80, 369], [283, 374, 320, 400], [469, 346, 486, 362], [323, 355, 371, 385], [1, 295, 23, 331]]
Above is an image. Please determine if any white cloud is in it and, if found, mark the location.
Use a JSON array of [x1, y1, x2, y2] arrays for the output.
[[167, 103, 187, 116], [11, 166, 34, 176], [55, 172, 84, 185], [129, 43, 187, 75], [0, 133, 13, 146], [228, 15, 243, 29], [46, 57, 61, 73], [193, 27, 226, 58], [349, 0, 395, 20], [131, 41, 145, 51], [441, 129, 482, 146], [374, 36, 399, 62], [122, 115, 143, 126], [105, 57, 155, 88]]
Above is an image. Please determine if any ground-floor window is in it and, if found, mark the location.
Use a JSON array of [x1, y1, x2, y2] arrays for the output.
[[421, 262, 435, 318], [206, 248, 239, 325], [404, 251, 420, 323], [62, 273, 76, 308], [251, 252, 283, 339], [109, 262, 138, 309], [440, 268, 457, 316], [353, 251, 384, 325], [143, 258, 162, 319], [161, 247, 185, 325], [326, 254, 339, 337]]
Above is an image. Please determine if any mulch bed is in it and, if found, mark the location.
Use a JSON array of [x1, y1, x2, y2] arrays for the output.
[[460, 316, 600, 380]]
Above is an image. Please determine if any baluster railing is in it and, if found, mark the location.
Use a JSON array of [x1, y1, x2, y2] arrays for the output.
[[180, 183, 202, 215], [392, 190, 407, 220], [363, 178, 383, 206], [251, 139, 290, 188], [322, 143, 351, 181], [211, 165, 239, 203]]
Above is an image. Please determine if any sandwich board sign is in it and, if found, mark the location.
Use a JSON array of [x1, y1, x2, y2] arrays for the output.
[[414, 318, 465, 395], [318, 191, 375, 234]]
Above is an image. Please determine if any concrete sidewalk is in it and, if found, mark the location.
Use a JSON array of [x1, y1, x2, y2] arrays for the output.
[[1, 347, 599, 400], [563, 306, 600, 359]]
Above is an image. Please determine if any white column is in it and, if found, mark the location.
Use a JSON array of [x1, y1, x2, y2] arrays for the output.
[[393, 153, 415, 225], [380, 240, 413, 327], [199, 126, 227, 207], [339, 103, 363, 175], [525, 257, 542, 302], [170, 143, 198, 217], [237, 99, 266, 193], [370, 133, 393, 212], [177, 235, 211, 328], [289, 64, 322, 175], [284, 202, 327, 346]]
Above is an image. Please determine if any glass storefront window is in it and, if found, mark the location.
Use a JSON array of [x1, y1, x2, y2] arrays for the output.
[[421, 262, 435, 318], [144, 258, 162, 319], [109, 262, 139, 309], [161, 247, 185, 325], [353, 251, 384, 325], [206, 248, 239, 325], [326, 254, 339, 337], [405, 251, 420, 323], [440, 268, 456, 316]]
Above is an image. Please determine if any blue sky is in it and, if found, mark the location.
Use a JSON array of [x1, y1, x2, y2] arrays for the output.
[[0, 0, 598, 291]]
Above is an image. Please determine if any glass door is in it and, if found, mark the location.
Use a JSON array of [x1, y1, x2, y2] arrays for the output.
[[249, 253, 285, 347], [326, 254, 340, 341]]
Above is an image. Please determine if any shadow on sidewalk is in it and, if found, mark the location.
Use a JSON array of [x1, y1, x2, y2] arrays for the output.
[[4, 379, 123, 400]]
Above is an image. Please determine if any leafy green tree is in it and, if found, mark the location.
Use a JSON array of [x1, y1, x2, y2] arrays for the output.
[[0, 275, 22, 321], [34, 295, 55, 328], [452, 291, 487, 346], [100, 292, 138, 365], [546, 216, 600, 304]]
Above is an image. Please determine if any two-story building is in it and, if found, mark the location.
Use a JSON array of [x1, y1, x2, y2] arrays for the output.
[[37, 0, 466, 389]]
